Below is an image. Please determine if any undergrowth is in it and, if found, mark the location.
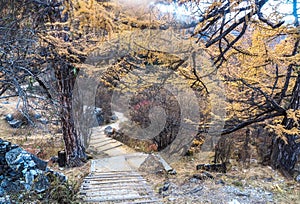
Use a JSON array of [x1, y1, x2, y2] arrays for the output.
[[11, 173, 82, 204]]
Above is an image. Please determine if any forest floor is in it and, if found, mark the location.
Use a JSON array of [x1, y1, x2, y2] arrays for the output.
[[0, 99, 299, 203], [143, 156, 300, 203]]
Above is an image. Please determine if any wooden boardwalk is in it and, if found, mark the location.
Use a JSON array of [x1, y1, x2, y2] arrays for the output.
[[80, 113, 162, 203], [80, 171, 161, 203]]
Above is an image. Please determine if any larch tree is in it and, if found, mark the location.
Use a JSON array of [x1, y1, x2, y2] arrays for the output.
[[177, 0, 300, 178], [0, 0, 116, 166]]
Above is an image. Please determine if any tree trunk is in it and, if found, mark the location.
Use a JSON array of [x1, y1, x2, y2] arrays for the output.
[[55, 63, 86, 167], [271, 73, 300, 179]]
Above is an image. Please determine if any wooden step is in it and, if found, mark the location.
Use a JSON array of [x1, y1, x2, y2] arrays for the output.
[[80, 170, 161, 203]]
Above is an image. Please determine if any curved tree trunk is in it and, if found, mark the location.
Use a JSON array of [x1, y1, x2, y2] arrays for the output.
[[271, 73, 300, 179]]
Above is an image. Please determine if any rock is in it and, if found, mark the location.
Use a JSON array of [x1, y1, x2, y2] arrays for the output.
[[33, 174, 50, 193], [5, 147, 47, 172], [0, 139, 66, 198], [94, 107, 104, 126], [196, 163, 226, 173], [5, 114, 13, 122], [225, 186, 250, 197], [215, 179, 225, 185], [0, 144, 7, 155], [104, 126, 115, 135], [263, 177, 273, 182], [189, 186, 203, 194], [0, 195, 11, 204], [162, 181, 170, 191], [235, 190, 250, 197], [46, 168, 67, 182], [0, 167, 4, 176], [0, 187, 4, 197], [168, 169, 177, 175], [96, 115, 104, 126], [4, 114, 23, 128], [34, 113, 42, 119], [28, 160, 36, 168], [94, 107, 102, 114], [3, 180, 23, 194], [38, 118, 48, 125], [110, 114, 118, 122], [228, 199, 241, 204], [6, 170, 20, 180], [49, 156, 59, 163], [295, 174, 300, 182], [24, 169, 38, 186], [192, 172, 214, 180], [7, 119, 22, 128], [138, 154, 166, 174], [189, 178, 199, 183], [10, 144, 19, 150], [1, 179, 8, 188], [203, 171, 214, 179], [5, 147, 23, 172], [168, 197, 176, 202]]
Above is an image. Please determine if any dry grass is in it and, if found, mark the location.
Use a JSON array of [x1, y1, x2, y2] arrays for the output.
[[0, 123, 64, 160], [49, 160, 91, 192], [138, 150, 300, 203], [0, 99, 64, 160], [0, 98, 92, 198]]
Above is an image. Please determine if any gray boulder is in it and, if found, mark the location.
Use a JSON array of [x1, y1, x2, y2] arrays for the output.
[[104, 126, 114, 135], [33, 174, 50, 193], [5, 114, 13, 122], [110, 114, 118, 122], [38, 118, 48, 125], [34, 113, 42, 119], [0, 139, 67, 198], [94, 107, 104, 126], [7, 119, 22, 128], [5, 147, 47, 172]]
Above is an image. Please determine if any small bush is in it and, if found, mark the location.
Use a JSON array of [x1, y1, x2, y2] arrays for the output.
[[13, 174, 81, 204]]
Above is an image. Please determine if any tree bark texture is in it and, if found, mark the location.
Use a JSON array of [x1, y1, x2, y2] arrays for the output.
[[55, 63, 86, 167], [271, 73, 300, 179]]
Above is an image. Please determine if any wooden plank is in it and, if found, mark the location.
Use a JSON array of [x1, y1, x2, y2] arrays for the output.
[[82, 190, 155, 197], [93, 141, 120, 149], [81, 189, 141, 196], [90, 171, 140, 174], [84, 174, 144, 180], [82, 178, 147, 185], [80, 185, 149, 192], [84, 195, 156, 202], [101, 144, 123, 152], [84, 173, 141, 179], [89, 138, 113, 145], [155, 154, 173, 172], [127, 199, 162, 204]]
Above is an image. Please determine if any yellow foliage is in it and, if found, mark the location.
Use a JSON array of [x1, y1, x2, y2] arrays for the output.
[[268, 124, 300, 144], [286, 109, 300, 126]]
